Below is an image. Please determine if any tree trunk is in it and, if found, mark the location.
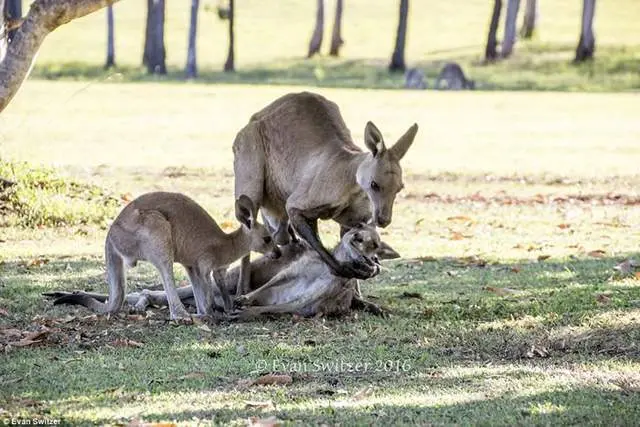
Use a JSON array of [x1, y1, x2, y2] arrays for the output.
[[223, 0, 234, 72], [185, 0, 199, 78], [307, 0, 324, 58], [4, 0, 21, 41], [142, 0, 166, 75], [575, 0, 596, 62], [329, 0, 343, 56], [1, 0, 120, 113], [0, 0, 6, 64], [105, 4, 115, 68], [501, 0, 520, 58], [520, 0, 537, 39], [484, 0, 502, 62], [389, 0, 409, 72]]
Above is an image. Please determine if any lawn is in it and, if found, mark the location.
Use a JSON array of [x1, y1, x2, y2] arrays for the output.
[[1, 81, 640, 425]]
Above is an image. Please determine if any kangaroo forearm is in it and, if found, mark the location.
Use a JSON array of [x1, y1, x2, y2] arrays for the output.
[[289, 209, 340, 271]]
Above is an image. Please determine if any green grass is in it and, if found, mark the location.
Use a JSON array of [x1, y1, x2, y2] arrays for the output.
[[1, 82, 640, 423], [20, 0, 640, 91]]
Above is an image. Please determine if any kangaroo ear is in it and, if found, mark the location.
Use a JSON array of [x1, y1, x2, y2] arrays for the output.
[[235, 195, 255, 229], [377, 241, 401, 260], [364, 121, 386, 157], [389, 123, 418, 160]]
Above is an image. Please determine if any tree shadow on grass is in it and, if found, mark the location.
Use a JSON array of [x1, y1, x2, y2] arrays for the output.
[[55, 385, 640, 425]]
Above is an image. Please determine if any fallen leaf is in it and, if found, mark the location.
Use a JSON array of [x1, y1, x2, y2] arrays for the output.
[[0, 308, 8, 317], [247, 416, 281, 427], [449, 231, 465, 241], [8, 338, 43, 347], [510, 266, 522, 273], [588, 249, 606, 258], [24, 257, 49, 268], [557, 223, 571, 229], [126, 314, 146, 321], [414, 218, 425, 226], [121, 192, 134, 203], [352, 386, 374, 401], [447, 215, 474, 223], [595, 293, 612, 304], [253, 374, 293, 386], [525, 345, 549, 358], [197, 324, 212, 333], [635, 272, 640, 280], [176, 372, 206, 381], [614, 259, 640, 275], [399, 292, 423, 299], [244, 400, 275, 409], [111, 338, 144, 348], [484, 287, 521, 296], [537, 255, 551, 262]]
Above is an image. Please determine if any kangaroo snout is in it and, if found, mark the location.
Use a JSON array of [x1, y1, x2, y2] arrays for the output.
[[375, 212, 391, 228]]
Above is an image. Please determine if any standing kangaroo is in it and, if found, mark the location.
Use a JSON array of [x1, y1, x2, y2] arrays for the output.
[[435, 62, 475, 90], [82, 191, 280, 321], [233, 91, 418, 283]]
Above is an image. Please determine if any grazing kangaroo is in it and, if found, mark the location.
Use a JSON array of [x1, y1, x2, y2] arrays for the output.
[[49, 226, 399, 318], [404, 68, 427, 89], [233, 91, 418, 281], [64, 191, 280, 321], [435, 62, 475, 90]]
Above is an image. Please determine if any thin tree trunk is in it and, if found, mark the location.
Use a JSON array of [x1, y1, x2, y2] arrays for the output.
[[501, 0, 520, 58], [389, 0, 409, 72], [105, 5, 115, 68], [0, 0, 6, 63], [520, 0, 537, 39], [329, 0, 343, 56], [575, 0, 596, 62], [4, 0, 21, 41], [307, 0, 324, 58], [484, 0, 502, 62], [142, 0, 166, 74], [1, 0, 120, 113], [185, 0, 199, 78], [223, 0, 234, 72]]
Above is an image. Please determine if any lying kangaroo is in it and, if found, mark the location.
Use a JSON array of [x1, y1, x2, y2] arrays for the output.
[[236, 224, 399, 318], [435, 62, 475, 90], [49, 226, 399, 318], [404, 68, 427, 90], [66, 191, 280, 321], [233, 91, 418, 283]]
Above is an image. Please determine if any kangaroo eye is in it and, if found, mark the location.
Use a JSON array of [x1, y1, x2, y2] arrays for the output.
[[353, 233, 363, 243], [371, 181, 380, 192], [263, 236, 272, 244]]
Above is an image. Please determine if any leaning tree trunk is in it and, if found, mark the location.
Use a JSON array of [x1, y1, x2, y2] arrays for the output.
[[389, 0, 409, 72], [223, 0, 234, 72], [520, 0, 537, 39], [484, 0, 502, 61], [329, 0, 343, 56], [185, 0, 199, 78], [0, 0, 121, 113], [142, 0, 166, 74], [307, 0, 324, 58], [575, 0, 596, 62], [4, 0, 21, 41], [501, 0, 520, 58], [105, 5, 115, 68]]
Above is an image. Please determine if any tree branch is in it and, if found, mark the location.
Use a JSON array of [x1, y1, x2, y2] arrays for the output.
[[0, 0, 120, 113]]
